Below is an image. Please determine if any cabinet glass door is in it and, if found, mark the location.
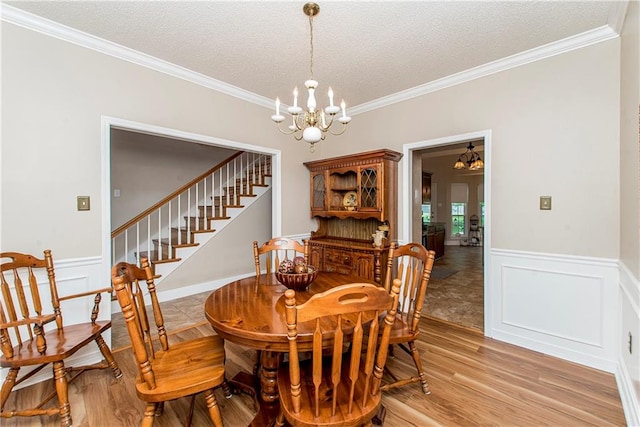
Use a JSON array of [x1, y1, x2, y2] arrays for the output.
[[311, 173, 326, 211], [359, 166, 379, 210]]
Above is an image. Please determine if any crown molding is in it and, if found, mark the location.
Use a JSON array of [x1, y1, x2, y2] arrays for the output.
[[607, 0, 629, 35], [349, 24, 619, 116], [0, 4, 275, 110], [1, 4, 621, 116]]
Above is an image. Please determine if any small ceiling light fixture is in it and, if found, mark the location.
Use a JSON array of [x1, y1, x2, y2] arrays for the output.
[[453, 142, 484, 170], [271, 2, 351, 152]]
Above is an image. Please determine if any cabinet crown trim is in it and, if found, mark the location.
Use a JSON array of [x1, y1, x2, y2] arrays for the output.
[[304, 149, 402, 171]]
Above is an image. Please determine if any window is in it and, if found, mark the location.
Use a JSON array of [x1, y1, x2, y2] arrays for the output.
[[450, 183, 469, 238], [451, 203, 466, 236], [421, 204, 431, 224]]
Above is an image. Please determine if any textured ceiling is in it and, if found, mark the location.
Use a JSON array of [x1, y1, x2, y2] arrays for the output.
[[4, 1, 620, 109]]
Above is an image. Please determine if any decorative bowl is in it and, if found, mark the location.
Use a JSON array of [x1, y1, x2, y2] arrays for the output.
[[275, 266, 318, 291]]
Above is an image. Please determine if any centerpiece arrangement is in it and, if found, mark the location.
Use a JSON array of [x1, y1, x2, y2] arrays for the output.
[[275, 256, 317, 291]]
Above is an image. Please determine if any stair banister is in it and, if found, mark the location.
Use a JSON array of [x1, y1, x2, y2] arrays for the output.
[[111, 151, 243, 239]]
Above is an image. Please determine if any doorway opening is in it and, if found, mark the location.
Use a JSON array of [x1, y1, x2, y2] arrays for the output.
[[401, 130, 492, 335], [100, 116, 281, 308]]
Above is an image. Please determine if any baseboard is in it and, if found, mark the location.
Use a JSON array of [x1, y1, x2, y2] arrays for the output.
[[110, 270, 256, 313], [617, 353, 640, 426]]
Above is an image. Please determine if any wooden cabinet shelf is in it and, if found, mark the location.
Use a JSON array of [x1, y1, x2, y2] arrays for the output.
[[304, 149, 402, 283]]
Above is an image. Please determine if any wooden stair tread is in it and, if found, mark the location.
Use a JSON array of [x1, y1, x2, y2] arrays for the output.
[[172, 243, 199, 248], [191, 229, 216, 234], [151, 257, 181, 264]]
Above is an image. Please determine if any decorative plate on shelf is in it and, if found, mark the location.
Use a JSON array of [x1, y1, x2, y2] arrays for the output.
[[343, 191, 358, 209]]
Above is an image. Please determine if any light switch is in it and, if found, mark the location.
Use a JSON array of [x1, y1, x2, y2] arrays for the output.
[[539, 196, 551, 210], [114, 189, 121, 197], [77, 196, 90, 211]]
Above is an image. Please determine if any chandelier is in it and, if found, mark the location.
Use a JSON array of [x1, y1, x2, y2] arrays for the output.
[[453, 142, 484, 170], [271, 2, 351, 152]]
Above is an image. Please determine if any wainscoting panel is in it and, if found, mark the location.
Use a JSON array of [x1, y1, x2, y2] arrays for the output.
[[1, 255, 111, 389], [490, 249, 619, 373], [617, 262, 640, 426]]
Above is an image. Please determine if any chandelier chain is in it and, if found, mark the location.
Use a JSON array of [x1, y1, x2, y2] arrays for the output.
[[309, 13, 314, 78]]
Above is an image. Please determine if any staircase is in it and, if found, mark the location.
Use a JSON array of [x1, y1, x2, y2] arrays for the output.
[[111, 151, 271, 281]]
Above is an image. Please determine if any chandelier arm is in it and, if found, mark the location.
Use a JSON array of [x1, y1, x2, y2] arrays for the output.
[[326, 123, 349, 136], [294, 114, 307, 131], [318, 113, 335, 131], [275, 121, 301, 137]]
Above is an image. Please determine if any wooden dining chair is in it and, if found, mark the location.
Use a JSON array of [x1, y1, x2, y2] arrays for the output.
[[275, 280, 401, 427], [380, 242, 435, 395], [111, 258, 230, 427], [0, 250, 122, 427], [253, 237, 309, 276]]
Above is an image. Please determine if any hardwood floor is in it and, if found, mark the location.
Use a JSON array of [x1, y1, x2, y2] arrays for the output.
[[3, 312, 625, 426], [424, 245, 484, 330]]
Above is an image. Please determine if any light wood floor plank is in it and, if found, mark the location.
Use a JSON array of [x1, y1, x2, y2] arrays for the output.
[[2, 313, 625, 426]]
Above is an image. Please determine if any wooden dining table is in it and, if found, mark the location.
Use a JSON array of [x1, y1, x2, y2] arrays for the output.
[[204, 271, 377, 426]]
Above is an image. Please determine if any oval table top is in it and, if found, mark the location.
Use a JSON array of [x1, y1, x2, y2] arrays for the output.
[[204, 272, 376, 352]]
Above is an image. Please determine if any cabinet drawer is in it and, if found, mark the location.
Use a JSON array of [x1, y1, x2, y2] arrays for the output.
[[324, 262, 354, 276], [325, 249, 353, 266]]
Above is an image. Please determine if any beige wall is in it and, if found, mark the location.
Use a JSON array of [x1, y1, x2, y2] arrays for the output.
[[345, 40, 620, 258], [3, 20, 621, 261], [620, 0, 640, 278], [618, 0, 640, 411], [0, 23, 321, 258]]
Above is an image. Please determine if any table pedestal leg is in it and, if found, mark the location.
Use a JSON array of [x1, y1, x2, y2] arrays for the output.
[[259, 350, 279, 403], [227, 350, 281, 426]]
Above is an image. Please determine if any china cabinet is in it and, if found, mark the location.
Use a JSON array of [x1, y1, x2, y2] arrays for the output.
[[304, 149, 402, 283]]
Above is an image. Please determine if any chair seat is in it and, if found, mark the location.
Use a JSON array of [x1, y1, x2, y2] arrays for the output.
[[136, 335, 226, 402], [0, 321, 112, 368], [277, 357, 382, 427], [386, 314, 420, 344]]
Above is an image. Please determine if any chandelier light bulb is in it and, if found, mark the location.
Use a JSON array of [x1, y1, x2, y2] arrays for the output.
[[271, 97, 285, 123]]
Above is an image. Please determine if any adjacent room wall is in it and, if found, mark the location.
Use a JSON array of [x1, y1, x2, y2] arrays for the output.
[[110, 129, 238, 229]]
